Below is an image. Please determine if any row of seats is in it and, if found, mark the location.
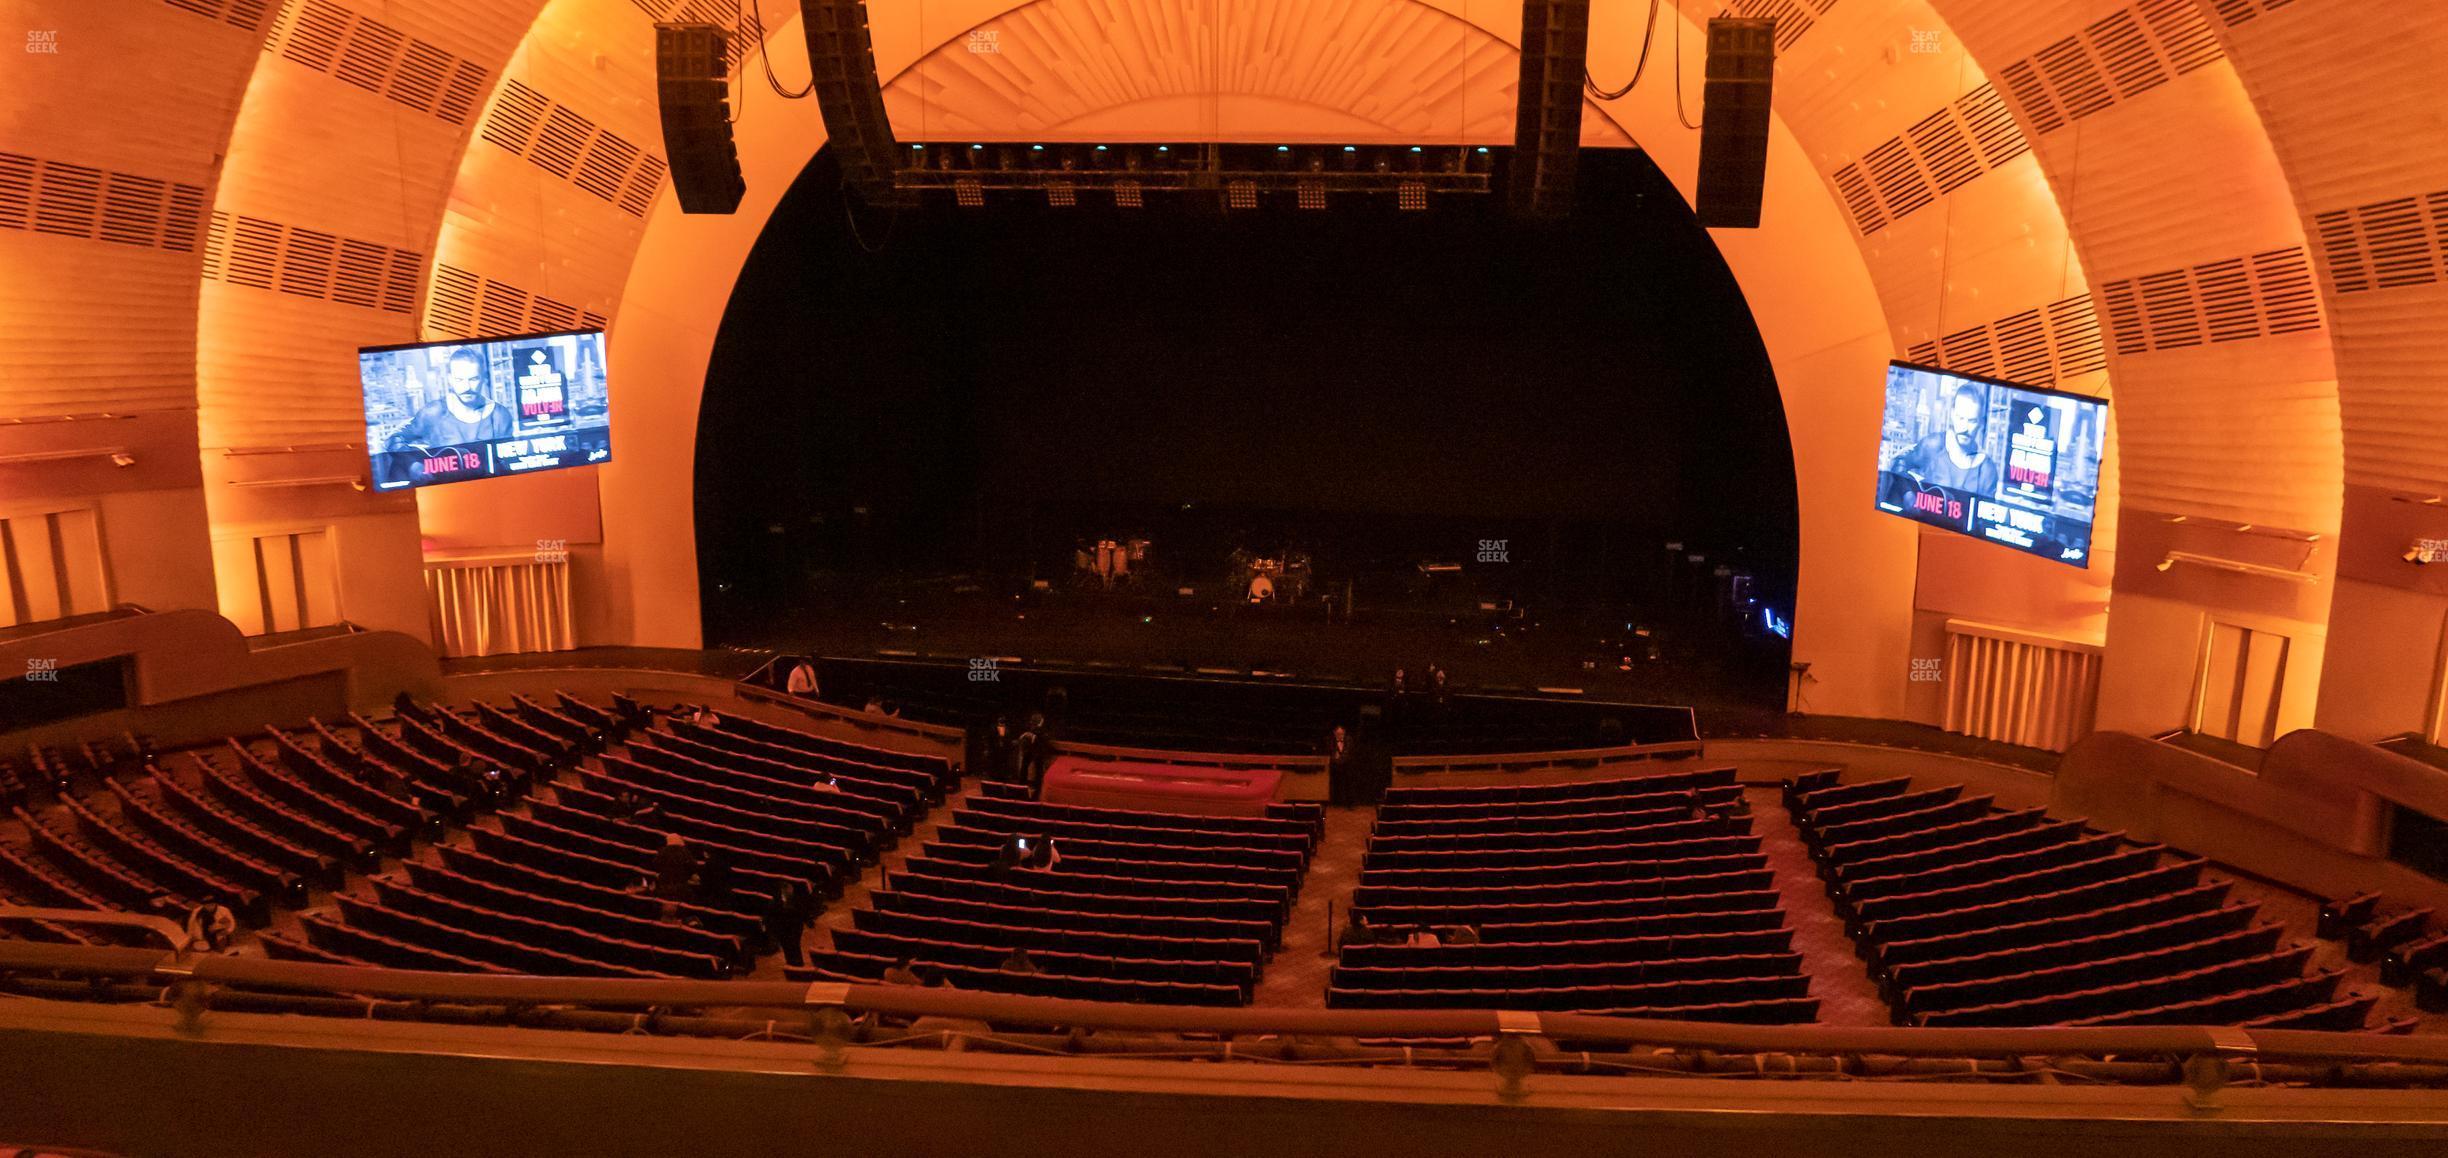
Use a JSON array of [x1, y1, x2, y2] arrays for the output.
[[1786, 770, 2389, 1030], [0, 694, 650, 962], [795, 780, 1317, 1005], [2318, 892, 2448, 1011], [1328, 769, 1815, 1023], [271, 702, 955, 979]]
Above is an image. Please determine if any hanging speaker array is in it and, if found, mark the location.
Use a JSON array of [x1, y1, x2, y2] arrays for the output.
[[800, 0, 913, 208], [653, 23, 747, 215], [1694, 17, 1776, 229], [1509, 0, 1594, 219]]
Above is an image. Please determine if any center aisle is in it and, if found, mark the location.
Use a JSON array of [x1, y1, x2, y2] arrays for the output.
[[1254, 802, 1378, 1007], [1745, 784, 1892, 1025], [804, 778, 979, 972]]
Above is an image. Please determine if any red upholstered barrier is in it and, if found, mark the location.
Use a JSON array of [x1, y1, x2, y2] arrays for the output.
[[1039, 757, 1282, 818]]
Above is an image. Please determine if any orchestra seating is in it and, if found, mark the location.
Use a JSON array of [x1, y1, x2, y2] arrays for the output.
[[1785, 770, 2379, 1029], [2, 693, 955, 982], [793, 781, 1320, 1006], [5, 684, 2439, 1034], [277, 704, 952, 979], [2319, 892, 2447, 1008], [1324, 766, 1818, 1024]]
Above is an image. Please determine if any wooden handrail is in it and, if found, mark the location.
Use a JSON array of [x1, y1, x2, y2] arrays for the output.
[[3, 937, 2444, 1066]]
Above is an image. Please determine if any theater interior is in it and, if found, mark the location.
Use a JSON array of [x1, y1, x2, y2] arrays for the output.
[[4, 1, 2448, 1154]]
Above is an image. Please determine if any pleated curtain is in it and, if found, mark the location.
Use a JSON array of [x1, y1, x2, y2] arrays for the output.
[[1941, 622, 2103, 752], [423, 556, 575, 658]]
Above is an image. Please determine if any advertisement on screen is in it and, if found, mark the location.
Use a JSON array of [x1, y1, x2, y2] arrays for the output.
[[360, 330, 611, 491], [1873, 362, 2107, 567]]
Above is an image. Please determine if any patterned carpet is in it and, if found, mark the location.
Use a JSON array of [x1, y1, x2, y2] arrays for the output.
[[1747, 786, 1893, 1025]]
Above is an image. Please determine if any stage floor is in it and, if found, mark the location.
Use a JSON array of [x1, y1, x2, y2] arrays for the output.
[[711, 583, 1792, 716]]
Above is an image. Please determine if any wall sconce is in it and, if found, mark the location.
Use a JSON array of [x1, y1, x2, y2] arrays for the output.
[[0, 446, 136, 467], [226, 475, 371, 492], [2156, 550, 2318, 584]]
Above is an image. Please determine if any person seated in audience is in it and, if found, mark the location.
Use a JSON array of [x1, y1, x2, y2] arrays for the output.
[[1343, 912, 1375, 951], [1402, 926, 1442, 949], [783, 661, 820, 697], [611, 787, 661, 824], [881, 958, 923, 987], [863, 696, 888, 716], [392, 689, 417, 719], [992, 838, 1026, 877], [1000, 948, 1039, 976], [646, 834, 704, 920], [1441, 924, 1481, 947], [994, 835, 1060, 877], [761, 885, 807, 967], [695, 850, 736, 908], [181, 902, 238, 954]]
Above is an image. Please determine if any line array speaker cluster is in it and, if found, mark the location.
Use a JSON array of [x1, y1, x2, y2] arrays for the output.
[[800, 0, 912, 207], [1695, 17, 1776, 229], [1509, 0, 1593, 219], [654, 23, 747, 215]]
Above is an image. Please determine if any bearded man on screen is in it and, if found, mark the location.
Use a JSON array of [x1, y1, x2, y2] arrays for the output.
[[392, 348, 512, 449], [1898, 381, 2002, 496]]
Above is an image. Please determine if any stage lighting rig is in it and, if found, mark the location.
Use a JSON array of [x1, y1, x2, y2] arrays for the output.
[[895, 143, 1494, 210]]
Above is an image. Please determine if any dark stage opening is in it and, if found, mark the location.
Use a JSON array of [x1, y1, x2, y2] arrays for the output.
[[697, 147, 1797, 711]]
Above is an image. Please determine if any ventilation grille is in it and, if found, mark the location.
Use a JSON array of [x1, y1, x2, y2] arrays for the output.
[[1721, 0, 1840, 55], [476, 80, 668, 218], [2096, 247, 2322, 356], [263, 0, 490, 126], [1899, 293, 2115, 379], [423, 263, 608, 341], [2209, 0, 2298, 27], [164, 0, 275, 30], [199, 210, 421, 312], [1830, 85, 2031, 236], [1900, 294, 2106, 383], [2313, 190, 2448, 295], [1992, 0, 2223, 137], [0, 154, 205, 253]]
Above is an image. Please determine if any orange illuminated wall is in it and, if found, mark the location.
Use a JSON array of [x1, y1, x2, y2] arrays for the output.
[[8, 0, 2448, 746]]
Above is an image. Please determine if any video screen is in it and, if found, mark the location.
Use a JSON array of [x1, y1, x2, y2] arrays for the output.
[[1873, 362, 2106, 567], [361, 330, 610, 491]]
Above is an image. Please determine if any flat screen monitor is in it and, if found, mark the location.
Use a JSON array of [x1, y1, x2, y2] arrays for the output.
[[1873, 361, 2107, 567], [360, 330, 610, 491]]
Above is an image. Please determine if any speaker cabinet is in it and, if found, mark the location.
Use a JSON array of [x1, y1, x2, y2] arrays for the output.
[[654, 23, 747, 215], [800, 0, 911, 207], [1694, 17, 1775, 229], [1509, 0, 1593, 218]]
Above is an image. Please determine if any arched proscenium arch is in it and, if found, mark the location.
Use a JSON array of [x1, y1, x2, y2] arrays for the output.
[[599, 0, 1916, 717]]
